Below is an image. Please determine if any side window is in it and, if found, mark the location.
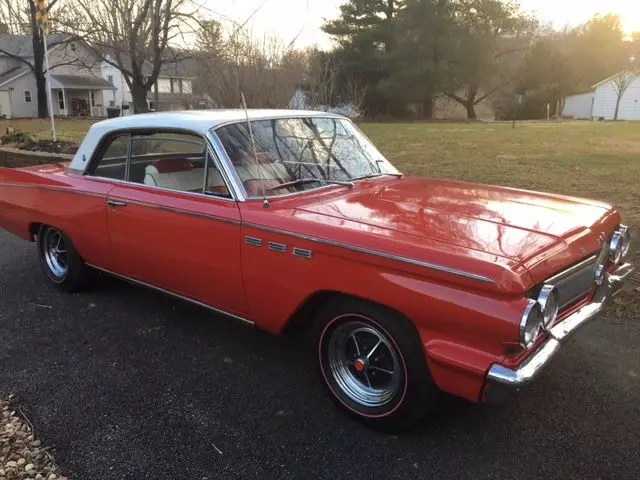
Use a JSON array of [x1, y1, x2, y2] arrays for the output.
[[129, 132, 230, 197], [90, 135, 128, 180]]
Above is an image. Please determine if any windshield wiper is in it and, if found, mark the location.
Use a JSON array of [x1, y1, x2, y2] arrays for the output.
[[354, 171, 404, 181], [266, 178, 354, 193]]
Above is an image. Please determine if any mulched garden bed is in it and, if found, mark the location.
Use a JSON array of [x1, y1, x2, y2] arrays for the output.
[[0, 132, 78, 155]]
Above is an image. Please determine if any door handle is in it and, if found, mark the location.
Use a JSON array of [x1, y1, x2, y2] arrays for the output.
[[107, 199, 127, 207]]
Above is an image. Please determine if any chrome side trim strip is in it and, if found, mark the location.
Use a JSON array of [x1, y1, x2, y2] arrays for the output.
[[107, 196, 241, 226], [87, 175, 237, 203], [86, 264, 255, 327], [0, 184, 105, 199], [243, 222, 495, 284]]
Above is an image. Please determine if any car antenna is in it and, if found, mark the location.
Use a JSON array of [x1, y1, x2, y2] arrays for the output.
[[241, 92, 269, 209]]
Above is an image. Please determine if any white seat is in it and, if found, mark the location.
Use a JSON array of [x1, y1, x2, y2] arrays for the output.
[[144, 163, 228, 194]]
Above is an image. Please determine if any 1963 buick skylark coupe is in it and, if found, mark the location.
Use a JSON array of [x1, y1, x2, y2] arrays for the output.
[[0, 110, 634, 431]]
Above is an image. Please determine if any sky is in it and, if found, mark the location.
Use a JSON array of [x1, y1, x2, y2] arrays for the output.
[[208, 0, 640, 49]]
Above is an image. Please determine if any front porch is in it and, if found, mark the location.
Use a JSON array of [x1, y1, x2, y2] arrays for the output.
[[49, 74, 116, 118]]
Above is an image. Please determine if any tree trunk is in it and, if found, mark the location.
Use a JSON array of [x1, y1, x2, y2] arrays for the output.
[[613, 95, 621, 120], [35, 71, 48, 118], [30, 18, 48, 118], [131, 81, 150, 113], [421, 97, 433, 119], [465, 101, 477, 120]]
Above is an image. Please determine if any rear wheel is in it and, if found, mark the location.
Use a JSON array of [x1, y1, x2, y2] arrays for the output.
[[313, 297, 439, 432], [37, 226, 94, 292]]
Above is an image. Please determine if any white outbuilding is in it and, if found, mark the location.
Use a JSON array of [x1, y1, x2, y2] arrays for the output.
[[562, 70, 640, 121], [562, 92, 594, 119], [591, 72, 640, 120]]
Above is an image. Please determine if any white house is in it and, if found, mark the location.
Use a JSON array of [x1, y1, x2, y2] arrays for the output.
[[563, 70, 640, 121], [100, 53, 195, 115], [0, 34, 115, 118]]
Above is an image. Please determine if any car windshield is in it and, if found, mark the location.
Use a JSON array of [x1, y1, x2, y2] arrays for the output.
[[213, 117, 400, 198]]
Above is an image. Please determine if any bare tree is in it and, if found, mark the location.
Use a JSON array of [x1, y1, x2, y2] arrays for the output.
[[195, 27, 305, 109], [305, 53, 338, 109], [611, 68, 639, 120], [66, 0, 200, 113], [0, 0, 76, 118]]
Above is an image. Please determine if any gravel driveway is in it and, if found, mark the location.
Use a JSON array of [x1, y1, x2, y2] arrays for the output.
[[1, 229, 639, 480]]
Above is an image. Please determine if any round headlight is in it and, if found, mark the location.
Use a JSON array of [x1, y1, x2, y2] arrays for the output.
[[520, 299, 543, 348], [538, 284, 559, 328], [609, 231, 624, 264]]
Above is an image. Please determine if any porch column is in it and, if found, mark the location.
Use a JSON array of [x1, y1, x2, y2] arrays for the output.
[[62, 88, 68, 117]]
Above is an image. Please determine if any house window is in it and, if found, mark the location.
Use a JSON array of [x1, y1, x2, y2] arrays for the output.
[[70, 43, 77, 51], [58, 91, 65, 110], [24, 90, 32, 103], [107, 75, 114, 84], [109, 100, 115, 107], [170, 78, 174, 93]]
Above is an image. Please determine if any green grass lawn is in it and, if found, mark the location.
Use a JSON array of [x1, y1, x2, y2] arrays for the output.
[[2, 118, 638, 313]]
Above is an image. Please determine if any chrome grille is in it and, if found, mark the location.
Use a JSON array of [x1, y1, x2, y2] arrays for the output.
[[545, 243, 608, 310]]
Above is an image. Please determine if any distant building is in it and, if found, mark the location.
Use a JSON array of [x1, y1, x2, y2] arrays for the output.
[[100, 52, 196, 115], [0, 34, 115, 118], [562, 70, 640, 121], [562, 92, 594, 120]]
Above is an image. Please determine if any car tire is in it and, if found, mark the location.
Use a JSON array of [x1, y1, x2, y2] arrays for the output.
[[312, 297, 439, 432], [37, 225, 94, 293]]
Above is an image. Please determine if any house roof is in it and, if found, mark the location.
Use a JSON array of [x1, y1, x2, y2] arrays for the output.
[[0, 66, 30, 88], [592, 70, 640, 89], [103, 48, 193, 79], [50, 74, 116, 90], [0, 34, 69, 58]]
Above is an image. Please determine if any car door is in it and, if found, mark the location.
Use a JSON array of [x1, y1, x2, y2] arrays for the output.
[[104, 130, 248, 317]]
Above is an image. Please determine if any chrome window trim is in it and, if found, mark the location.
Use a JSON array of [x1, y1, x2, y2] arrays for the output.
[[205, 131, 247, 202], [87, 264, 254, 326], [84, 127, 239, 202], [210, 113, 345, 131], [86, 175, 238, 203], [243, 222, 495, 284]]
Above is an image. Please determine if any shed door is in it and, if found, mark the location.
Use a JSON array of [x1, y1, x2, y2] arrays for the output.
[[0, 91, 11, 119]]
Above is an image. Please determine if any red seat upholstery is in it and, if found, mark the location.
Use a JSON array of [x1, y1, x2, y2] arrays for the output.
[[154, 158, 193, 173]]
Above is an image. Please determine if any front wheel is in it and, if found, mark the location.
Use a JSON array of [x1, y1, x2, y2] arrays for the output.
[[313, 298, 439, 432], [37, 225, 94, 292]]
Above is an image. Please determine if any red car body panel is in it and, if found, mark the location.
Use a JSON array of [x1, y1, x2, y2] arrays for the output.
[[0, 161, 621, 403]]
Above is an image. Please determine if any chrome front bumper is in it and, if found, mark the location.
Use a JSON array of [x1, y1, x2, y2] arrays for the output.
[[484, 262, 634, 401]]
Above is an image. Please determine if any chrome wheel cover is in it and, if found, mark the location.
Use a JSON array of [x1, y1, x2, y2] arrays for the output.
[[326, 320, 402, 408], [42, 228, 68, 279]]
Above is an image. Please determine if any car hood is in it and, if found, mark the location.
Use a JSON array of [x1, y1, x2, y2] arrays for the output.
[[291, 176, 618, 290]]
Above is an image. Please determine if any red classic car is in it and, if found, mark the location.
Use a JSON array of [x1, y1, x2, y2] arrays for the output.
[[0, 110, 634, 431]]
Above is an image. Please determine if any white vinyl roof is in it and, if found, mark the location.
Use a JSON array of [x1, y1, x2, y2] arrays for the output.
[[91, 109, 343, 134], [69, 109, 345, 172]]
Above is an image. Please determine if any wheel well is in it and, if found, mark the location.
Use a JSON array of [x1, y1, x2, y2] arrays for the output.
[[282, 290, 407, 335], [28, 222, 43, 241]]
